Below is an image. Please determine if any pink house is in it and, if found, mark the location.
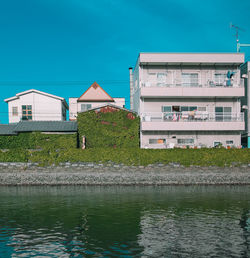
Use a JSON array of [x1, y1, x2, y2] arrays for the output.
[[69, 82, 125, 120]]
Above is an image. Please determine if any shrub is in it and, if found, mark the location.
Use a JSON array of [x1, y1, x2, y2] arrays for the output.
[[0, 132, 77, 150]]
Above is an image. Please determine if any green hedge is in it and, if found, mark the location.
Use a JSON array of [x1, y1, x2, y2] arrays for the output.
[[0, 132, 77, 150], [77, 110, 140, 148], [0, 149, 29, 162], [1, 148, 249, 167]]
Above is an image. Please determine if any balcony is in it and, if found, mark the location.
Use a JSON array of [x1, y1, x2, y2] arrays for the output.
[[141, 112, 245, 131], [140, 79, 244, 98]]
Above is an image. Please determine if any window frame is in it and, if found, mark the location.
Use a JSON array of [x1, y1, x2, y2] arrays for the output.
[[181, 73, 199, 87], [213, 141, 222, 147], [177, 138, 195, 145], [22, 105, 32, 120], [81, 104, 92, 112], [149, 139, 166, 144], [12, 106, 18, 116]]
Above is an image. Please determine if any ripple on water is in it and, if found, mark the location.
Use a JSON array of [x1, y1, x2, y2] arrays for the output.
[[0, 186, 249, 257]]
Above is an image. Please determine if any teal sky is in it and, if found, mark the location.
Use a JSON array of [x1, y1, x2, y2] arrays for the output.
[[0, 0, 250, 123]]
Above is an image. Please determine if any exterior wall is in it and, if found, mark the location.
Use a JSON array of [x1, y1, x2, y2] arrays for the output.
[[8, 93, 65, 123], [69, 98, 126, 120], [69, 98, 78, 120], [141, 87, 244, 98], [240, 62, 250, 147], [131, 53, 245, 149], [130, 59, 140, 113], [113, 98, 125, 107], [141, 122, 244, 132], [8, 99, 20, 123], [141, 131, 241, 149]]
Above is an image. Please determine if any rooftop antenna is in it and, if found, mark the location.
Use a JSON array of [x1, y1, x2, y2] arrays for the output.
[[230, 23, 250, 52]]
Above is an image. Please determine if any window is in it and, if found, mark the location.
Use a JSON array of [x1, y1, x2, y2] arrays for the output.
[[177, 138, 194, 145], [197, 106, 207, 112], [149, 139, 166, 144], [226, 140, 234, 145], [214, 141, 222, 147], [12, 107, 18, 116], [214, 73, 227, 85], [22, 105, 32, 120], [162, 106, 172, 112], [81, 104, 92, 112], [162, 106, 199, 113], [215, 107, 232, 121], [182, 73, 199, 87], [157, 73, 167, 81], [180, 106, 197, 112]]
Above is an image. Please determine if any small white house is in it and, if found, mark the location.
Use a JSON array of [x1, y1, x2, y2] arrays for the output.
[[4, 89, 68, 123], [69, 82, 125, 120]]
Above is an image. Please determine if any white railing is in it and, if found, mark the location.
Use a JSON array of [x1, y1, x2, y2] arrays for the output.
[[142, 112, 244, 122], [141, 79, 244, 88]]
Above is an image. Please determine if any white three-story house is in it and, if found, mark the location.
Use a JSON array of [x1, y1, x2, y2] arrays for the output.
[[129, 53, 245, 148]]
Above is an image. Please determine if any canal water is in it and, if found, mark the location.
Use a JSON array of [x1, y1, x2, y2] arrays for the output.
[[0, 186, 249, 257]]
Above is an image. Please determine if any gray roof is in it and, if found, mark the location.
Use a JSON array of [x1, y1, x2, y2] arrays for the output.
[[0, 124, 18, 135], [14, 121, 77, 132], [0, 121, 77, 135]]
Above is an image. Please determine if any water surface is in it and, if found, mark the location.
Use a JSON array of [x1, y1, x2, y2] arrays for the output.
[[0, 186, 249, 257]]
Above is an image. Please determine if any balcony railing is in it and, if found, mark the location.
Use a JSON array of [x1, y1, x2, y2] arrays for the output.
[[141, 79, 244, 88], [142, 112, 244, 122]]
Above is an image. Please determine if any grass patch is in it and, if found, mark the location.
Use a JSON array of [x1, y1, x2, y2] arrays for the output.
[[1, 148, 249, 167]]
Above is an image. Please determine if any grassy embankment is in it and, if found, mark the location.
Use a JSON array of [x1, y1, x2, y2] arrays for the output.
[[0, 147, 250, 167], [0, 111, 249, 167]]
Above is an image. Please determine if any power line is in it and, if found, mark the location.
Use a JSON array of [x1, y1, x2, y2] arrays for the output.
[[0, 80, 129, 86]]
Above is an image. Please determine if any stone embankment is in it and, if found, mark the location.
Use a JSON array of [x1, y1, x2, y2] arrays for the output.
[[0, 162, 250, 185]]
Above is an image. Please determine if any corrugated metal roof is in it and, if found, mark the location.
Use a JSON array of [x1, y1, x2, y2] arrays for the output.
[[0, 124, 18, 135], [14, 121, 77, 132]]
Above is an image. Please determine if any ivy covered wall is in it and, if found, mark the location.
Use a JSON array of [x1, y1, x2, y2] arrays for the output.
[[77, 110, 140, 148], [0, 132, 77, 149]]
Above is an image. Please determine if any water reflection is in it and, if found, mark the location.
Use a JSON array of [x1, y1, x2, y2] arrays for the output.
[[0, 186, 249, 257], [138, 208, 250, 257]]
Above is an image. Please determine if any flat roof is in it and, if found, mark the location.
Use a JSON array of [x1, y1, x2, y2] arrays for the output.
[[139, 53, 245, 65]]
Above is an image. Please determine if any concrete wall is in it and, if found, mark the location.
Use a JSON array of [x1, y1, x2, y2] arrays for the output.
[[131, 61, 140, 113], [8, 92, 65, 123], [240, 62, 250, 147], [141, 121, 244, 132], [141, 131, 241, 148]]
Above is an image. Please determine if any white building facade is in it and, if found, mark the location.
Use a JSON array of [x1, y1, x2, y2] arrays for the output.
[[4, 89, 68, 123], [130, 53, 245, 148], [69, 82, 125, 120]]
